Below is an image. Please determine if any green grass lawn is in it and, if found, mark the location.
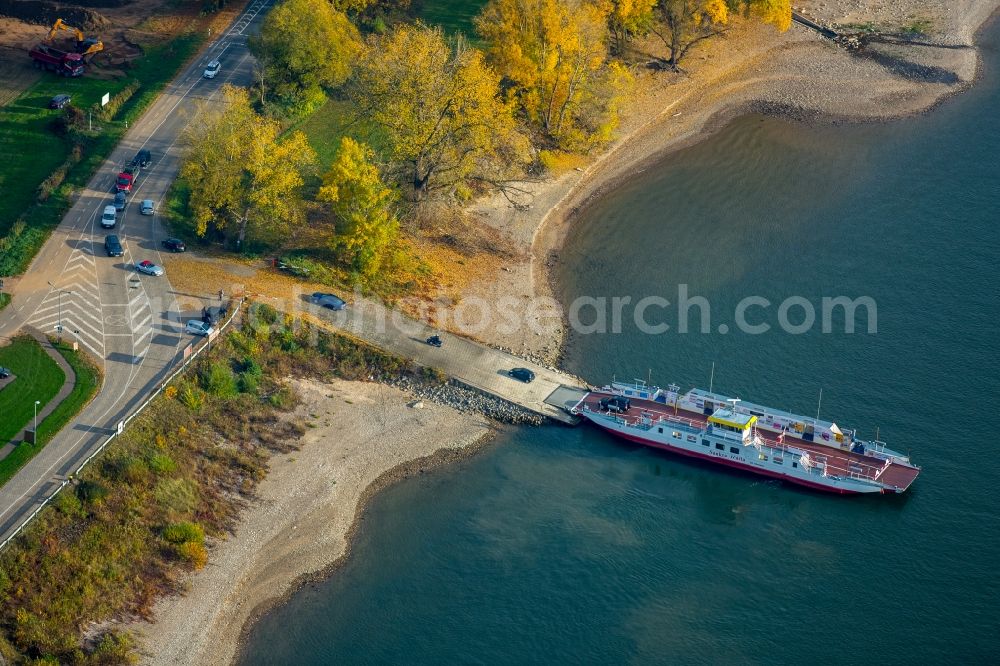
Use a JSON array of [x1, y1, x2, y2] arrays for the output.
[[286, 98, 389, 172], [0, 339, 101, 487], [0, 293, 10, 312], [0, 33, 205, 277], [0, 337, 66, 446], [416, 0, 490, 36]]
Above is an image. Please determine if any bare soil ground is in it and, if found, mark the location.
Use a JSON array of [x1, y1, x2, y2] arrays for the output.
[[0, 0, 238, 105]]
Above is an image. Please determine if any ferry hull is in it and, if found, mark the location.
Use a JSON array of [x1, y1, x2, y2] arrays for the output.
[[589, 418, 870, 495], [588, 417, 873, 495]]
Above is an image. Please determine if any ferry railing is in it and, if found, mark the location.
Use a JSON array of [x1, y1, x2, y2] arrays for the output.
[[751, 433, 886, 480]]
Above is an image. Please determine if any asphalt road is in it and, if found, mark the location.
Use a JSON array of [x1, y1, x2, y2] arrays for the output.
[[0, 0, 274, 545]]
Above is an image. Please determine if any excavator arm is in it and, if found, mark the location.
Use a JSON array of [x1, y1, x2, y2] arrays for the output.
[[46, 18, 103, 58]]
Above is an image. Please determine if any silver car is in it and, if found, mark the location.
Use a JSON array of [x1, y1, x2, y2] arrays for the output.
[[135, 260, 165, 276], [203, 60, 221, 79], [140, 199, 154, 215], [185, 319, 214, 336]]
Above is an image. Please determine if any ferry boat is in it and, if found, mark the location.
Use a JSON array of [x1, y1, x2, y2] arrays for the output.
[[570, 380, 920, 494]]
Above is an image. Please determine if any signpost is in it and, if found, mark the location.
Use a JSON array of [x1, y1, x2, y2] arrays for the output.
[[101, 92, 110, 107]]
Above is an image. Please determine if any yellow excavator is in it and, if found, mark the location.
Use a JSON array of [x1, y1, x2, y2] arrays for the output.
[[47, 18, 103, 59]]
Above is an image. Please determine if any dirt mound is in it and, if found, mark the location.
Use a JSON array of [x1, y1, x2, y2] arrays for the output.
[[0, 0, 112, 31]]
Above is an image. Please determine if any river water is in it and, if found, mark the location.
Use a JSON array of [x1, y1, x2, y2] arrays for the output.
[[241, 23, 1000, 665]]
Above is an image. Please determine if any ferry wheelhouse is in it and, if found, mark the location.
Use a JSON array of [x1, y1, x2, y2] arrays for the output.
[[571, 381, 920, 495]]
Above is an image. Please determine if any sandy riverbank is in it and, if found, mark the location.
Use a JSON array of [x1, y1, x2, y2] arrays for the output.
[[459, 0, 1000, 363], [127, 377, 493, 665]]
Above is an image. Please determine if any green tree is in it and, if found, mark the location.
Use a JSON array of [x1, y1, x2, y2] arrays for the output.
[[250, 0, 361, 112], [349, 24, 529, 199], [180, 86, 316, 249], [476, 0, 631, 150], [318, 137, 401, 276]]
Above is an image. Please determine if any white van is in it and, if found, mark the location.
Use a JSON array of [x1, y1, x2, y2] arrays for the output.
[[101, 205, 117, 229]]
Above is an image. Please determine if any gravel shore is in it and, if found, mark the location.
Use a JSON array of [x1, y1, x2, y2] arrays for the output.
[[128, 378, 493, 665]]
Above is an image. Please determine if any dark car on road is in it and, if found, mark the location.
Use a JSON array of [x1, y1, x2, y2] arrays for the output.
[[508, 367, 536, 383], [104, 234, 124, 257], [136, 149, 151, 168], [114, 191, 127, 211], [162, 237, 185, 252], [49, 94, 71, 109], [310, 292, 346, 310]]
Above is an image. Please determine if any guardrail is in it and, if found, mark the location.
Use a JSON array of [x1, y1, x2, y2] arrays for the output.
[[0, 298, 246, 553]]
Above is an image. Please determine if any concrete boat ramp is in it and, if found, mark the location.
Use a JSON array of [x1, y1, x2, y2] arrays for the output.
[[309, 299, 588, 424]]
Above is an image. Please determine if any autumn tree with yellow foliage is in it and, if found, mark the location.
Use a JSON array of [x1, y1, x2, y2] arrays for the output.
[[318, 137, 400, 277], [653, 0, 791, 69], [476, 0, 633, 151], [180, 86, 316, 249], [609, 0, 657, 53], [349, 24, 530, 200]]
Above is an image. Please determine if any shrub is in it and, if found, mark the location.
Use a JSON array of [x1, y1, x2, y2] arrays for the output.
[[54, 489, 85, 518], [419, 366, 448, 384], [148, 453, 176, 475], [268, 386, 295, 409], [175, 541, 208, 570], [202, 361, 237, 397], [50, 105, 87, 137], [180, 385, 204, 411], [90, 631, 137, 665], [162, 521, 204, 545], [36, 166, 68, 203], [164, 385, 178, 399], [75, 480, 108, 504], [102, 455, 148, 485], [238, 371, 259, 394], [250, 302, 278, 325], [95, 79, 140, 122]]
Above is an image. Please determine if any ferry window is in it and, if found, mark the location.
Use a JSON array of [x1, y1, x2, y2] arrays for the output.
[[672, 431, 681, 439], [730, 447, 740, 455], [658, 427, 663, 434], [715, 443, 724, 451], [792, 462, 798, 468], [702, 439, 710, 447], [687, 435, 697, 442], [759, 454, 768, 461], [774, 457, 783, 465]]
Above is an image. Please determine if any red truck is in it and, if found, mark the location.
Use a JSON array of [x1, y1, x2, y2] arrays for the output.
[[29, 44, 84, 77]]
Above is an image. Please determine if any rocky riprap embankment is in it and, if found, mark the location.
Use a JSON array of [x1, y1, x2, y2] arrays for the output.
[[387, 375, 545, 426]]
